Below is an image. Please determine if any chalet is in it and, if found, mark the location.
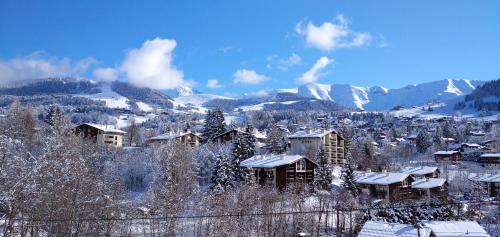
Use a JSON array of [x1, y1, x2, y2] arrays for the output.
[[147, 130, 201, 147], [422, 221, 491, 237], [212, 128, 266, 144], [358, 221, 431, 237], [75, 123, 125, 148], [478, 153, 500, 169], [468, 173, 500, 197], [240, 154, 317, 190], [354, 170, 414, 201], [288, 129, 345, 165], [461, 143, 484, 153], [401, 166, 440, 179], [411, 178, 448, 203], [434, 151, 461, 162]]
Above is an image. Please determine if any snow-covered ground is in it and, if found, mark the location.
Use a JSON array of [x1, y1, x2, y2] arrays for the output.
[[78, 84, 131, 109], [236, 100, 300, 112]]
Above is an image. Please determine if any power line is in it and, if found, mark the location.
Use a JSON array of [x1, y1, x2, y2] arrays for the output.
[[1, 200, 496, 223]]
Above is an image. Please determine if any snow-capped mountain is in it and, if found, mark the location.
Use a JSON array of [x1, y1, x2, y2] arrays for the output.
[[296, 79, 483, 110], [0, 78, 174, 110], [163, 85, 197, 98]]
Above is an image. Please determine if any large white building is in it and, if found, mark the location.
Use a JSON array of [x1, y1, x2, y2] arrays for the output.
[[288, 129, 345, 165]]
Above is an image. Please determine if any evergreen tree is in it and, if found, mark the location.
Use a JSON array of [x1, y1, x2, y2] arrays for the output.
[[415, 130, 431, 154], [202, 108, 227, 142], [266, 123, 284, 154], [231, 133, 252, 183], [313, 148, 332, 190], [442, 122, 453, 138], [44, 104, 64, 126], [341, 151, 360, 197], [210, 153, 234, 191]]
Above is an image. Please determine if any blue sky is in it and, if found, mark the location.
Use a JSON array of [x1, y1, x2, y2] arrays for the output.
[[0, 0, 499, 94]]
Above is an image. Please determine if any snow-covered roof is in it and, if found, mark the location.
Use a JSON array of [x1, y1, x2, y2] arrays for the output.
[[240, 154, 311, 168], [412, 178, 446, 189], [149, 131, 199, 141], [354, 171, 410, 185], [468, 173, 500, 183], [401, 166, 438, 176], [462, 143, 482, 148], [81, 123, 126, 134], [423, 221, 490, 237], [358, 221, 430, 237], [480, 153, 500, 158], [434, 151, 459, 155], [288, 129, 338, 139]]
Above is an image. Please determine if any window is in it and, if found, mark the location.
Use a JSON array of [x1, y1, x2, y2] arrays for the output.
[[115, 136, 117, 140], [296, 159, 306, 172]]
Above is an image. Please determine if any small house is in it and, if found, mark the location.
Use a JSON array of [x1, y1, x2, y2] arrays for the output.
[[434, 151, 461, 162], [401, 166, 440, 179], [468, 173, 500, 197], [478, 153, 500, 169], [240, 154, 317, 190], [354, 170, 414, 201], [411, 178, 448, 202]]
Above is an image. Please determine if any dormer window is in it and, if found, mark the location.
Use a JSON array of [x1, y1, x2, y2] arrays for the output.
[[296, 159, 306, 172]]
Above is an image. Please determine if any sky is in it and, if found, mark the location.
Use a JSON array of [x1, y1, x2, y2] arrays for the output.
[[0, 0, 499, 95]]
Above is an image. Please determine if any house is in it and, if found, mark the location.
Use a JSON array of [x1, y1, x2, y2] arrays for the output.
[[288, 129, 345, 165], [461, 143, 484, 153], [411, 178, 448, 202], [434, 151, 461, 162], [422, 221, 490, 237], [358, 221, 431, 237], [478, 153, 500, 169], [212, 128, 266, 144], [354, 170, 414, 201], [75, 123, 125, 148], [240, 154, 317, 190], [401, 166, 440, 179], [468, 173, 500, 197], [147, 130, 201, 147]]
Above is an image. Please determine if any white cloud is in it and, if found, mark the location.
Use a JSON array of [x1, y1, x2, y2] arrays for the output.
[[93, 67, 118, 81], [233, 69, 269, 85], [207, 79, 222, 88], [298, 56, 332, 84], [120, 37, 185, 90], [295, 14, 372, 51], [0, 52, 96, 83], [266, 53, 302, 71]]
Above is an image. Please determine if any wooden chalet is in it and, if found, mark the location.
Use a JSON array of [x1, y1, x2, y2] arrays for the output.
[[478, 153, 500, 169], [240, 154, 317, 190], [401, 166, 440, 179], [354, 170, 414, 201], [468, 173, 500, 197], [434, 151, 461, 162], [411, 178, 448, 203]]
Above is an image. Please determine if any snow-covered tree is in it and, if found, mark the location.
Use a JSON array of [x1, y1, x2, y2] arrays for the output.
[[313, 148, 332, 190], [341, 150, 360, 197], [202, 108, 226, 142], [231, 132, 254, 183], [266, 123, 285, 154], [210, 153, 235, 191], [415, 130, 431, 154]]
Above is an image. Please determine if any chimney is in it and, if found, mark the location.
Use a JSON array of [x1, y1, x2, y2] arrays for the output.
[[366, 168, 372, 173], [280, 153, 285, 160], [426, 177, 430, 181]]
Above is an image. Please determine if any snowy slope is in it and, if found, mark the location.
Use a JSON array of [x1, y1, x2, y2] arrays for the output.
[[78, 84, 130, 109], [297, 79, 483, 111]]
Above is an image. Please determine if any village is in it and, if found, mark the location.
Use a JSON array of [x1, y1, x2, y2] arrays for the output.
[[2, 100, 497, 236]]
